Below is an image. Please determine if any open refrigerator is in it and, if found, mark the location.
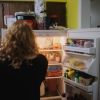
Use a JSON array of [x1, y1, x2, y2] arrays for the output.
[[1, 29, 67, 100], [34, 30, 67, 100], [28, 28, 100, 100], [1, 28, 100, 100]]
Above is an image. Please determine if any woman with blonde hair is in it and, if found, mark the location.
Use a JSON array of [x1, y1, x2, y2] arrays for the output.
[[0, 21, 48, 100]]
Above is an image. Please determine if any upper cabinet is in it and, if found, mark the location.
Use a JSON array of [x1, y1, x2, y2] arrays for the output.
[[0, 1, 66, 35]]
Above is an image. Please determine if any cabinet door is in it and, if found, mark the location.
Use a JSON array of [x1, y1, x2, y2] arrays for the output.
[[0, 2, 34, 39], [47, 2, 66, 27]]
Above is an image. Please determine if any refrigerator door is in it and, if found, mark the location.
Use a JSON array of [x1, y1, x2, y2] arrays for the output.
[[63, 28, 100, 100]]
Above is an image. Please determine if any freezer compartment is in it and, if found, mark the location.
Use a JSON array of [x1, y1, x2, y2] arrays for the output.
[[64, 82, 92, 100], [63, 77, 93, 92]]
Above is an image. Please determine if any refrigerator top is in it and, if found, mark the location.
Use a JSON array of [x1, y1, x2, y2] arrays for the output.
[[67, 28, 100, 39]]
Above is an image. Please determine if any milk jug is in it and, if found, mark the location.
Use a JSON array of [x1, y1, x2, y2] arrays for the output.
[[40, 82, 45, 96]]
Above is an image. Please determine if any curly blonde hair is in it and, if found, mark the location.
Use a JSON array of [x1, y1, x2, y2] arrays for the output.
[[1, 21, 39, 68]]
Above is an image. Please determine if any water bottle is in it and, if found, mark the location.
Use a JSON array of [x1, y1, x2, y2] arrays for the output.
[[40, 82, 45, 96], [61, 93, 66, 100], [75, 70, 79, 83]]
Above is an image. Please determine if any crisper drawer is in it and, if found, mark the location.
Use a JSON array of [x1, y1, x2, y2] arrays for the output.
[[63, 77, 93, 92]]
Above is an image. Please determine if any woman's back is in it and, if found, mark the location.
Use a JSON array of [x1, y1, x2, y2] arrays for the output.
[[0, 54, 48, 100]]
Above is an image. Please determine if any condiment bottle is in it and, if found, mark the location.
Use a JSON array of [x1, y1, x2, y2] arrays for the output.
[[64, 70, 67, 78], [55, 53, 61, 63]]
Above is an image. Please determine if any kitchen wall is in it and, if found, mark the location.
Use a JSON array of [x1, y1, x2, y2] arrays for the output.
[[91, 0, 100, 28], [66, 0, 78, 29], [66, 0, 91, 29]]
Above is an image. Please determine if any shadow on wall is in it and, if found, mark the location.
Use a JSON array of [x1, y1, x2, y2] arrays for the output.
[[97, 25, 100, 28]]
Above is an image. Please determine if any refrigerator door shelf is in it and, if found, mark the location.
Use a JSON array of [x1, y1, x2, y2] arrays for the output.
[[39, 49, 62, 52], [62, 53, 98, 77], [63, 46, 96, 54], [65, 52, 94, 57], [63, 77, 93, 92], [63, 60, 98, 77], [63, 65, 89, 74]]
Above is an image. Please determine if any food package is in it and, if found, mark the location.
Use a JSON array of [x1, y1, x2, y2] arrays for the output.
[[79, 76, 94, 86], [47, 66, 62, 77], [69, 59, 85, 70], [67, 68, 75, 80], [44, 37, 53, 49], [53, 37, 61, 49]]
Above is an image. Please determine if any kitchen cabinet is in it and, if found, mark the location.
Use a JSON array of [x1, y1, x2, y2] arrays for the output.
[[0, 1, 66, 35]]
